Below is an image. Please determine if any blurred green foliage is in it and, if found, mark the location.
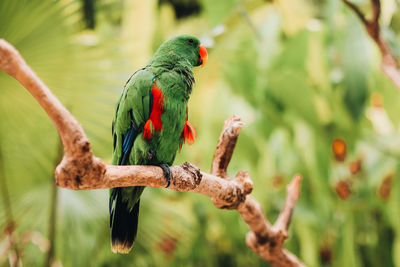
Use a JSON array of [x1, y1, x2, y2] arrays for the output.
[[1, 0, 400, 266]]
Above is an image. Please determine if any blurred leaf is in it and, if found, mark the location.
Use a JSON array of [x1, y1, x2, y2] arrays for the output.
[[341, 16, 369, 121]]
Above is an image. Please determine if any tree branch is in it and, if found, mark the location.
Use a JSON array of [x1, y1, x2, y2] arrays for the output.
[[342, 0, 400, 89], [242, 175, 303, 266], [342, 0, 368, 25], [210, 116, 304, 266], [0, 39, 304, 266], [274, 175, 302, 233]]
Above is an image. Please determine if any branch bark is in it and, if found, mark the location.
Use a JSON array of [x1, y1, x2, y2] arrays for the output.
[[342, 0, 400, 89], [211, 116, 305, 266], [0, 39, 304, 266]]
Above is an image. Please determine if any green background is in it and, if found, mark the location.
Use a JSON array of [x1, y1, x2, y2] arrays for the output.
[[1, 0, 400, 266]]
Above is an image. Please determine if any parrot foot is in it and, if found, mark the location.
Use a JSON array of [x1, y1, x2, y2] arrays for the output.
[[159, 163, 172, 188], [147, 150, 155, 161]]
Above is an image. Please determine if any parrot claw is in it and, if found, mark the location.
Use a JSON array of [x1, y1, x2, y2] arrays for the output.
[[159, 163, 172, 188], [147, 150, 155, 161]]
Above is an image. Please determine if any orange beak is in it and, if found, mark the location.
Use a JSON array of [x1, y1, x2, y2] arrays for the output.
[[199, 44, 208, 67]]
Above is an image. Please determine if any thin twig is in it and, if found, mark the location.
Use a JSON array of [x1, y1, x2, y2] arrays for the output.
[[0, 140, 13, 225], [371, 0, 380, 25], [237, 5, 261, 40], [0, 136, 21, 265], [274, 175, 302, 233], [342, 0, 368, 24], [44, 139, 63, 267], [342, 0, 400, 89], [211, 115, 244, 178]]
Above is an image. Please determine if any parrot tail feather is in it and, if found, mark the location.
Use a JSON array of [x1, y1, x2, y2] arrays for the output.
[[110, 188, 140, 254]]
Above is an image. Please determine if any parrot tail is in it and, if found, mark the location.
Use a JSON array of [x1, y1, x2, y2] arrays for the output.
[[110, 188, 140, 254]]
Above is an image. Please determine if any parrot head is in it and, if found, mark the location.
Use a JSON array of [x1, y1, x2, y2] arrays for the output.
[[153, 34, 208, 67]]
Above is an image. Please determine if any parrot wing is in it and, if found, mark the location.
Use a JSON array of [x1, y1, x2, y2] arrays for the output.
[[111, 68, 155, 166], [109, 68, 155, 221], [109, 69, 157, 253]]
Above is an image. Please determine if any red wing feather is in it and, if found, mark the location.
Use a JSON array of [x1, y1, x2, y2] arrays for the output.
[[184, 120, 196, 145], [143, 83, 164, 140], [180, 108, 196, 148]]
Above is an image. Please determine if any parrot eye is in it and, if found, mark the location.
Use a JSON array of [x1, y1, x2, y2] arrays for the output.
[[188, 39, 194, 44]]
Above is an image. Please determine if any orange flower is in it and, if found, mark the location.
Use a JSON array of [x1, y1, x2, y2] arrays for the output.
[[272, 175, 285, 188], [332, 139, 346, 161], [335, 180, 351, 200], [349, 160, 362, 175], [158, 236, 178, 257], [371, 92, 383, 108], [378, 174, 394, 200]]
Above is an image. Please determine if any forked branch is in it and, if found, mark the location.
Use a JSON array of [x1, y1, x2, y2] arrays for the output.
[[0, 39, 304, 266], [211, 116, 305, 266], [342, 0, 400, 89]]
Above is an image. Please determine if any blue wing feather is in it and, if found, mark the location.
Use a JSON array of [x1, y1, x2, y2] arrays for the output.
[[117, 84, 154, 166], [118, 127, 136, 165]]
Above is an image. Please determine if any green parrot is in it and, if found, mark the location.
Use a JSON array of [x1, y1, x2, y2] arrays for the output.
[[109, 35, 208, 254]]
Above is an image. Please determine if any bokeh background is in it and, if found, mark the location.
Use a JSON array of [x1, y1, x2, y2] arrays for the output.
[[1, 0, 400, 266]]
